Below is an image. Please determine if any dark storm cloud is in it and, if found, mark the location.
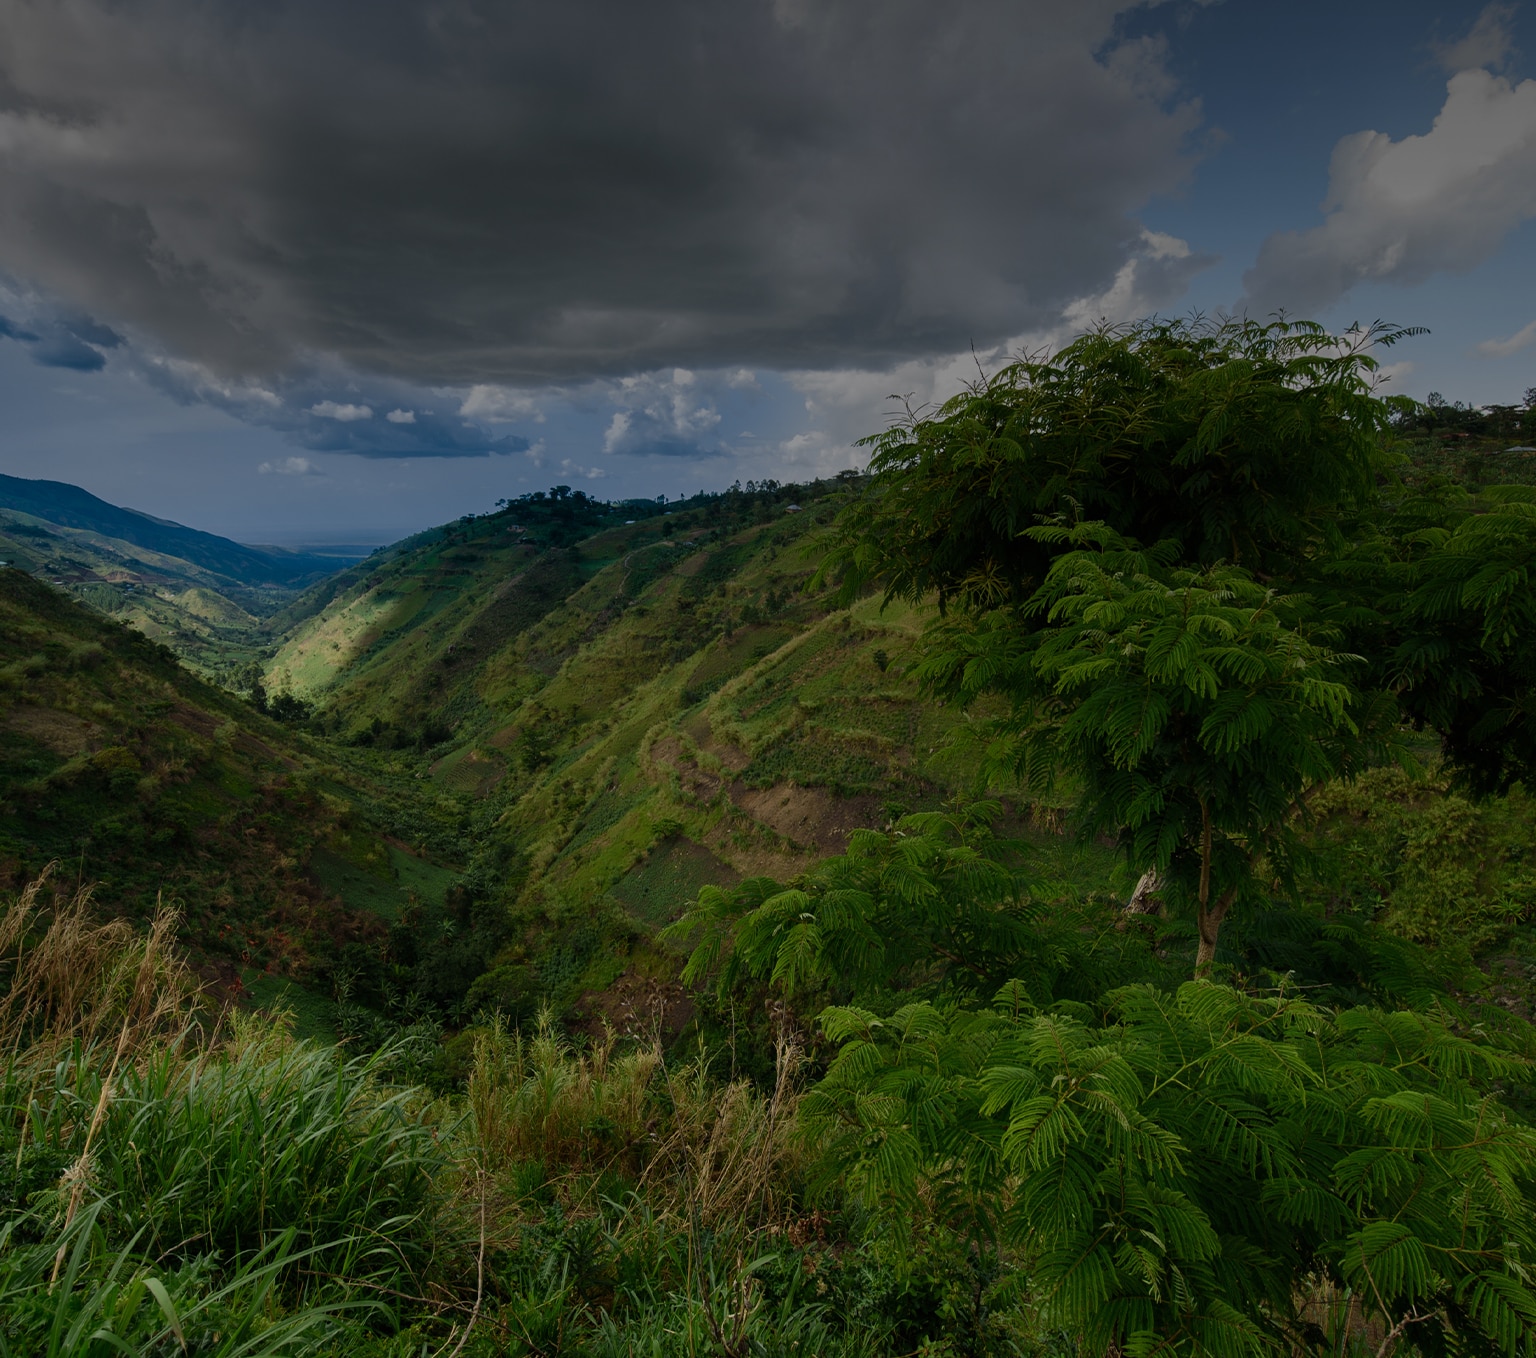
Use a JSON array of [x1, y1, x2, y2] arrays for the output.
[[0, 304, 122, 370], [0, 0, 1204, 389], [292, 413, 528, 458]]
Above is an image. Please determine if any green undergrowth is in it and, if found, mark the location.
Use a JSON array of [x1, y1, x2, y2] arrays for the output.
[[1301, 764, 1536, 958], [0, 885, 1033, 1357], [308, 843, 455, 923], [240, 971, 339, 1042], [0, 1016, 995, 1356], [607, 834, 738, 930], [12, 782, 1536, 1357]]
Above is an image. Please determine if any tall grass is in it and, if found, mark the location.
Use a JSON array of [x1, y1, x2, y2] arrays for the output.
[[5, 1034, 441, 1279], [433, 1016, 822, 1353], [0, 872, 448, 1356], [0, 875, 973, 1355], [0, 870, 194, 1060], [0, 1201, 375, 1358]]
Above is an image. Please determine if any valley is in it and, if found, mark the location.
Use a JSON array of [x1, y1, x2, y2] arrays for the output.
[[13, 409, 1536, 1050], [1, 474, 1031, 1050], [0, 471, 359, 680], [10, 347, 1536, 1354]]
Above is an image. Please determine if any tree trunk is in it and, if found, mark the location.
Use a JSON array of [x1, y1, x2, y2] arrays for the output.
[[1125, 869, 1163, 916], [1195, 907, 1220, 971], [1193, 798, 1236, 976], [1196, 887, 1238, 975]]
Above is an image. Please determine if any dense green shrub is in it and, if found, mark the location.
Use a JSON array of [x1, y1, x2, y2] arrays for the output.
[[1304, 766, 1536, 951], [676, 800, 1536, 1354], [804, 983, 1536, 1356]]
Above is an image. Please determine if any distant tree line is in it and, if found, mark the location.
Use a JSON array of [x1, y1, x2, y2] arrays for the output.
[[1393, 386, 1536, 441]]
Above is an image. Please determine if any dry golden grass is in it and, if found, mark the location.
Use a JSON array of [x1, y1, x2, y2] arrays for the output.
[[428, 1016, 806, 1353], [0, 866, 200, 1063], [451, 1011, 804, 1246], [644, 1029, 804, 1229]]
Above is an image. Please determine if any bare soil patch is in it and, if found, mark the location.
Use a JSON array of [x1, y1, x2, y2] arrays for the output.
[[650, 733, 725, 801], [573, 970, 694, 1045], [730, 780, 885, 855], [3, 705, 101, 757], [170, 704, 218, 739]]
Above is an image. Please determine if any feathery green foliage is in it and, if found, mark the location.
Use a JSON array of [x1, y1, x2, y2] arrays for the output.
[[803, 982, 1536, 1356], [917, 525, 1397, 967], [1377, 484, 1536, 795], [667, 803, 1157, 1005], [830, 315, 1414, 613], [826, 315, 1536, 970], [673, 771, 1536, 1352]]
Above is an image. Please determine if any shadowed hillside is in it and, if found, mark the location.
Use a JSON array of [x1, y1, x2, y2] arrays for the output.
[[0, 473, 346, 586], [0, 568, 457, 1022]]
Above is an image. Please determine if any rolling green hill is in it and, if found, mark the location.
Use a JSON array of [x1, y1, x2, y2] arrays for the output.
[[4, 473, 1016, 1042], [12, 445, 1536, 1048], [0, 473, 346, 586]]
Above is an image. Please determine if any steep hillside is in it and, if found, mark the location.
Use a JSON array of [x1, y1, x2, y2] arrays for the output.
[[0, 568, 455, 1016], [263, 477, 1128, 1037], [0, 477, 362, 680], [13, 460, 1536, 1052], [263, 466, 1536, 1045]]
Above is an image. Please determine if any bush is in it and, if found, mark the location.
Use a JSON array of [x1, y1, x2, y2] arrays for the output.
[[804, 983, 1536, 1356], [1304, 765, 1536, 951]]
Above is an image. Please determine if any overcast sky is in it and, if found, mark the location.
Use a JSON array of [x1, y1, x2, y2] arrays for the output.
[[0, 0, 1531, 545]]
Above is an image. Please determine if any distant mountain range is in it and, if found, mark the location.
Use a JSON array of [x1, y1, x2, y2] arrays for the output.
[[0, 471, 367, 679], [0, 473, 350, 587]]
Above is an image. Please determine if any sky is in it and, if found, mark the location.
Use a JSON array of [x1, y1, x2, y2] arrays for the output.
[[0, 0, 1531, 546]]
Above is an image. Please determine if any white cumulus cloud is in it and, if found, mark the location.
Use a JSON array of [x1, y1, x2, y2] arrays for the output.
[[257, 455, 321, 476], [600, 368, 724, 457], [1434, 3, 1517, 74], [1243, 66, 1536, 314], [1478, 319, 1536, 358], [458, 385, 545, 423], [1373, 359, 1416, 387], [309, 400, 372, 421], [1062, 229, 1217, 331], [385, 407, 416, 423]]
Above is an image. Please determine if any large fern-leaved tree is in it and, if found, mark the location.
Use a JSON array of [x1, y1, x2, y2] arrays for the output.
[[930, 524, 1393, 970], [825, 315, 1423, 970]]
